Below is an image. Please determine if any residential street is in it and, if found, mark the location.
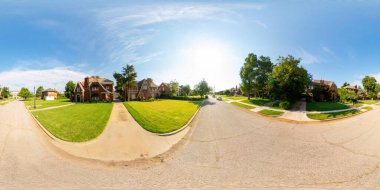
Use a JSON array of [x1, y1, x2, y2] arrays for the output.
[[1, 99, 380, 189]]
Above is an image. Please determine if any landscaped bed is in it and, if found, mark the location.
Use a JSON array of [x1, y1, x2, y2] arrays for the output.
[[33, 103, 113, 142], [307, 109, 361, 120], [124, 100, 202, 133], [231, 101, 255, 109], [25, 98, 72, 110], [306, 102, 349, 111], [259, 109, 284, 116]]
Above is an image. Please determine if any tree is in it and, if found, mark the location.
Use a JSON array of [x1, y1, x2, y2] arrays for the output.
[[269, 55, 311, 102], [362, 76, 377, 99], [338, 88, 358, 104], [36, 86, 44, 98], [64, 81, 76, 99], [341, 82, 350, 88], [194, 79, 211, 98], [181, 85, 191, 96], [1, 87, 10, 98], [170, 80, 179, 96], [240, 53, 273, 99], [114, 64, 138, 101], [18, 87, 31, 100], [224, 89, 231, 96]]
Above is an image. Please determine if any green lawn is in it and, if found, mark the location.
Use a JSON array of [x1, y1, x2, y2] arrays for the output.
[[231, 102, 255, 109], [307, 109, 360, 120], [259, 109, 284, 116], [306, 102, 349, 111], [362, 106, 373, 111], [220, 95, 247, 101], [124, 100, 202, 133], [0, 99, 11, 106], [359, 100, 379, 105], [33, 103, 113, 142], [25, 98, 72, 110], [242, 98, 272, 106]]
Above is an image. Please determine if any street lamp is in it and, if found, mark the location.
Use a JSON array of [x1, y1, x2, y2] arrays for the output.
[[34, 86, 36, 109]]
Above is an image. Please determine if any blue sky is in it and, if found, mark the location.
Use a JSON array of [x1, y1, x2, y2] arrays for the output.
[[1, 0, 380, 91]]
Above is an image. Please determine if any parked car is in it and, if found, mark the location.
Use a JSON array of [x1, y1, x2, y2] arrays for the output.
[[217, 97, 222, 101]]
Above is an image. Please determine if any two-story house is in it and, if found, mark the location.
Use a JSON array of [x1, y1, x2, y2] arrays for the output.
[[74, 76, 114, 102]]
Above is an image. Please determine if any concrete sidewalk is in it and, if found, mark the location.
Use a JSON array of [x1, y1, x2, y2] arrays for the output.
[[42, 102, 190, 162]]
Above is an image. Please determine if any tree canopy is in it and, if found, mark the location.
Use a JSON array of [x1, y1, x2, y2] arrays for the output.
[[36, 86, 44, 97], [18, 87, 31, 100], [114, 64, 138, 101], [269, 56, 311, 102], [180, 84, 191, 96], [362, 76, 378, 99], [194, 79, 211, 98], [64, 81, 76, 99], [170, 80, 179, 96], [1, 86, 10, 98]]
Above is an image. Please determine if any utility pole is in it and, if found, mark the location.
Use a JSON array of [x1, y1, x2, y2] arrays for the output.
[[33, 86, 36, 109]]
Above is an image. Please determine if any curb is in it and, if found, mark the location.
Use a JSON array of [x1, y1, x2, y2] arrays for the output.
[[155, 100, 205, 136]]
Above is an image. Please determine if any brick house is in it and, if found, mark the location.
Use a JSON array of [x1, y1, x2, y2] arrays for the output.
[[309, 80, 338, 101], [158, 82, 170, 95], [126, 79, 159, 100], [41, 88, 58, 100], [74, 76, 114, 102], [343, 85, 359, 93]]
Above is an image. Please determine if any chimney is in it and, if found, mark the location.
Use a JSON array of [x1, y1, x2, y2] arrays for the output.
[[84, 76, 90, 88]]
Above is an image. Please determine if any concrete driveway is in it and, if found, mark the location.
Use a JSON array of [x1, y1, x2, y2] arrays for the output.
[[1, 99, 380, 189]]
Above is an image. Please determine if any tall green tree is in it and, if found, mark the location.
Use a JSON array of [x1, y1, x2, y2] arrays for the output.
[[240, 53, 273, 99], [181, 85, 191, 96], [113, 64, 138, 101], [362, 76, 377, 99], [194, 79, 211, 98], [170, 80, 179, 96], [18, 87, 31, 100], [113, 72, 125, 94], [64, 81, 76, 99], [240, 53, 256, 99], [1, 87, 10, 98], [269, 55, 311, 102], [338, 88, 358, 104], [36, 86, 44, 98]]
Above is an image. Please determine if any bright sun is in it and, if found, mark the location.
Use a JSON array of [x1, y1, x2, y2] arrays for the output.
[[171, 38, 241, 91]]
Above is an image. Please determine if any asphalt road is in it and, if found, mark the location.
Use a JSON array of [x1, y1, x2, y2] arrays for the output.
[[1, 99, 380, 189]]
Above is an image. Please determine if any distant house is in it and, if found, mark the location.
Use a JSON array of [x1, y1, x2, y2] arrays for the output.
[[231, 85, 241, 96], [10, 91, 19, 99], [310, 80, 338, 101], [343, 85, 358, 93], [158, 82, 170, 95], [41, 88, 58, 101], [126, 79, 159, 100], [74, 76, 114, 102]]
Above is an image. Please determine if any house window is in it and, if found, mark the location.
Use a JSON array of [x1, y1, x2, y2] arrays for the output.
[[92, 86, 99, 91], [91, 94, 99, 101], [106, 86, 110, 90], [143, 85, 148, 90]]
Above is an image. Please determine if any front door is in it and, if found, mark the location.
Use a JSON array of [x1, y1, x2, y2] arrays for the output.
[[76, 94, 80, 102]]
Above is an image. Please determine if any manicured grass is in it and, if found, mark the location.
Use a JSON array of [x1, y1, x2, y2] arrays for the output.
[[231, 102, 255, 109], [306, 102, 349, 111], [25, 98, 72, 110], [0, 99, 11, 106], [362, 106, 373, 111], [359, 100, 379, 105], [220, 95, 247, 101], [259, 109, 284, 116], [33, 103, 113, 142], [307, 109, 360, 120], [124, 100, 201, 133], [242, 98, 272, 106]]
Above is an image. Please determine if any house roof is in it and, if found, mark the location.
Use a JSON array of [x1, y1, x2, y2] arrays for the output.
[[87, 76, 114, 84], [312, 80, 336, 87], [138, 79, 158, 88], [42, 88, 58, 93], [343, 85, 357, 90]]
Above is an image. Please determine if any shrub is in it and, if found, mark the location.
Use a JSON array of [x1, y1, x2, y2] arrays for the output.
[[279, 101, 291, 110]]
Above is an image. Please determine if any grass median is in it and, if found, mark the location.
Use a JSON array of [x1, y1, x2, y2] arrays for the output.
[[306, 102, 349, 111], [307, 109, 360, 120], [33, 103, 113, 142], [25, 98, 72, 110], [231, 101, 255, 109], [259, 109, 284, 116], [123, 100, 201, 133]]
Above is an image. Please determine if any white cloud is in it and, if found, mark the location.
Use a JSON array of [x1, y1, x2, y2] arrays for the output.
[[298, 48, 319, 64], [95, 3, 266, 66], [0, 67, 88, 92]]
